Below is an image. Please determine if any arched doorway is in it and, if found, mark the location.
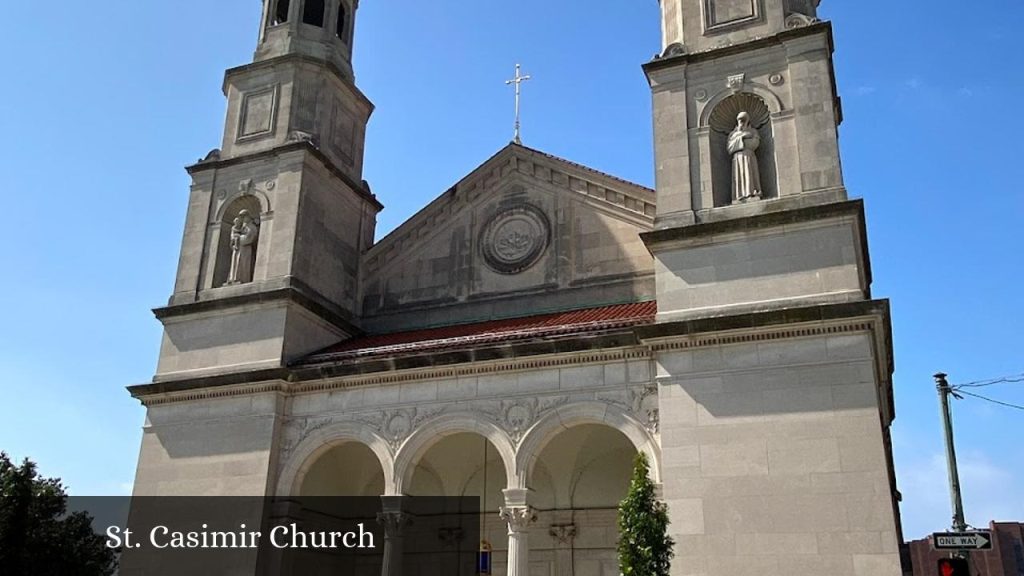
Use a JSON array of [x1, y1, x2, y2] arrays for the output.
[[276, 440, 387, 574], [406, 432, 509, 573], [407, 432, 507, 506], [298, 440, 386, 496], [528, 424, 637, 576]]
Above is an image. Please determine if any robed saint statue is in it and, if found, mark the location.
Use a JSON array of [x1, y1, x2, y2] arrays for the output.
[[226, 210, 259, 285], [728, 111, 763, 203]]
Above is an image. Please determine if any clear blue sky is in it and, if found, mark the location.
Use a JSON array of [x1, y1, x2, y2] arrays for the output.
[[0, 0, 1021, 540]]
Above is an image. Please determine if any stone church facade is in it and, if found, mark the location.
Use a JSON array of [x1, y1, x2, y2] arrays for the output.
[[129, 0, 907, 575]]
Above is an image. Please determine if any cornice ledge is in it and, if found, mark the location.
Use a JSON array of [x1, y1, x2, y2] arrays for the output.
[[642, 198, 863, 248], [636, 299, 892, 351], [292, 345, 651, 396], [296, 328, 646, 378], [154, 279, 361, 337], [128, 345, 654, 407], [186, 141, 384, 212], [642, 21, 832, 74], [130, 377, 291, 406], [222, 53, 374, 113]]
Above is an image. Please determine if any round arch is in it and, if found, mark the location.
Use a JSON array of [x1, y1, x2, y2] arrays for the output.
[[529, 423, 639, 511], [215, 189, 272, 222], [276, 422, 395, 496], [698, 84, 784, 128], [214, 189, 270, 223], [515, 402, 661, 488], [393, 413, 517, 495]]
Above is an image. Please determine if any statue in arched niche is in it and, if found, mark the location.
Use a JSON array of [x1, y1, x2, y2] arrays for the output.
[[226, 210, 260, 285], [728, 111, 763, 202]]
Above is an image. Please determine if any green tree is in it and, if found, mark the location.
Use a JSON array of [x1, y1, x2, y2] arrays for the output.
[[0, 453, 117, 576], [618, 452, 674, 576]]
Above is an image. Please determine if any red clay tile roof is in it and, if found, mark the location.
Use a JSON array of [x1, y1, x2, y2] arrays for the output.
[[305, 301, 657, 363]]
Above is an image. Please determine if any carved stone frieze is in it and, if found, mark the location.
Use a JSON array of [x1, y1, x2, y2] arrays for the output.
[[477, 396, 570, 444], [598, 383, 657, 414], [355, 406, 447, 453], [280, 416, 334, 464], [280, 387, 662, 470], [597, 383, 660, 435]]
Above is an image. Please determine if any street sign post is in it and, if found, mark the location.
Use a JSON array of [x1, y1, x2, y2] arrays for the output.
[[932, 532, 993, 551]]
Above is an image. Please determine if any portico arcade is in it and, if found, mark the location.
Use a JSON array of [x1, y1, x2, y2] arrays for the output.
[[279, 404, 661, 576]]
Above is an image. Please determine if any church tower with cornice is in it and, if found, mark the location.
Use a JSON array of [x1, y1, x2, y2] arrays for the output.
[[154, 0, 380, 382], [640, 1, 906, 575]]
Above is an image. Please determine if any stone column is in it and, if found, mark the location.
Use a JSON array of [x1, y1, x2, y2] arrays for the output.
[[500, 488, 536, 576], [378, 496, 410, 576]]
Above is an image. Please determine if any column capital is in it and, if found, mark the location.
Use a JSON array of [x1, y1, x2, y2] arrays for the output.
[[376, 510, 412, 537], [549, 523, 577, 546], [378, 495, 412, 537], [501, 487, 532, 508], [499, 506, 537, 533], [501, 489, 534, 576]]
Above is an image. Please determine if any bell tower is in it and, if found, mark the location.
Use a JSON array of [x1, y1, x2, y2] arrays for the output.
[[154, 0, 381, 382], [643, 0, 861, 320], [641, 3, 906, 576], [255, 0, 358, 78]]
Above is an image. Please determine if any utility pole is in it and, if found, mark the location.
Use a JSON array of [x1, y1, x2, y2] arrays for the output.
[[935, 372, 969, 561]]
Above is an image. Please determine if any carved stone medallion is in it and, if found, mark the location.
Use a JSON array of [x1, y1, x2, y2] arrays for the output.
[[480, 204, 550, 275]]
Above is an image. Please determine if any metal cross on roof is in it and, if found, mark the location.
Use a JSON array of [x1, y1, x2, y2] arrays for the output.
[[505, 63, 531, 145]]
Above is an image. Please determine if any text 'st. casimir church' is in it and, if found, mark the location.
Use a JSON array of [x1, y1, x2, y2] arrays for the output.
[[130, 0, 907, 574]]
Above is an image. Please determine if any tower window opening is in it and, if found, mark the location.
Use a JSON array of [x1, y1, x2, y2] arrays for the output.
[[335, 2, 347, 40], [272, 0, 290, 25], [303, 0, 325, 27]]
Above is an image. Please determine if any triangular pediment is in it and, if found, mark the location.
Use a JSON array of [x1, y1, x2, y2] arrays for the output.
[[359, 144, 656, 333]]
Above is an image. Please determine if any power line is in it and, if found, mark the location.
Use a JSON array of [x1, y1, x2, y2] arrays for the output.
[[953, 373, 1024, 389], [954, 389, 1024, 412]]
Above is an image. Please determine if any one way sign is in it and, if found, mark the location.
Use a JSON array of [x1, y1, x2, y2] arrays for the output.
[[932, 531, 993, 551]]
